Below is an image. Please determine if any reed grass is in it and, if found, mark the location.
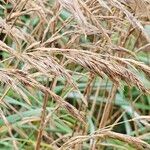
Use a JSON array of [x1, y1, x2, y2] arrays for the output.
[[0, 0, 150, 149]]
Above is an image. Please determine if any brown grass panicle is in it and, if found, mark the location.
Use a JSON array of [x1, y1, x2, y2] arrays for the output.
[[0, 0, 150, 150]]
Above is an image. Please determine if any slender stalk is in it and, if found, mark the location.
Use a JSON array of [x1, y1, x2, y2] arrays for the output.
[[99, 84, 118, 128], [35, 81, 50, 150]]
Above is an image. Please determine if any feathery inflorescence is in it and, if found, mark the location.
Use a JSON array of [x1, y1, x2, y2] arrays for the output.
[[0, 0, 150, 149]]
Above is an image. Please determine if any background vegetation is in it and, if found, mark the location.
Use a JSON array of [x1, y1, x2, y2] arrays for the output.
[[0, 0, 150, 149]]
